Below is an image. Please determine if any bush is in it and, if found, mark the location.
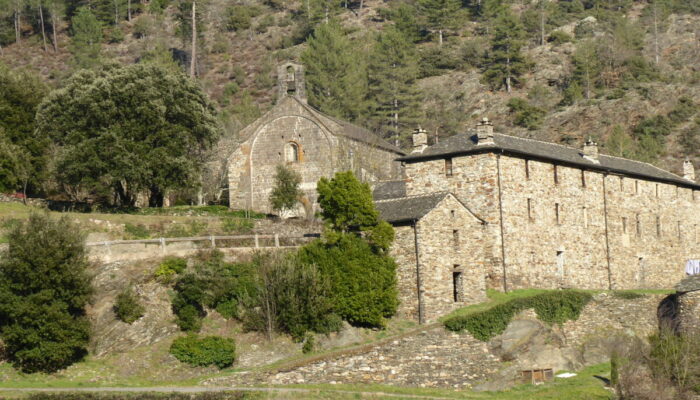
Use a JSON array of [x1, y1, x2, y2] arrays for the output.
[[114, 287, 145, 324], [444, 290, 593, 341], [221, 217, 253, 234], [124, 223, 150, 239], [154, 257, 187, 282], [507, 98, 546, 130], [225, 5, 261, 32], [419, 46, 460, 78], [269, 164, 302, 214], [548, 30, 572, 45], [668, 97, 697, 125], [169, 334, 236, 369], [298, 234, 398, 328], [302, 334, 315, 354], [0, 214, 92, 373], [633, 115, 672, 139]]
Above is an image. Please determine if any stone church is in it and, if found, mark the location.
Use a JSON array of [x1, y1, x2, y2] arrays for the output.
[[227, 62, 404, 217], [375, 120, 700, 323]]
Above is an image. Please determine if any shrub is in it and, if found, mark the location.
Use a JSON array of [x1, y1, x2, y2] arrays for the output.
[[221, 217, 253, 234], [223, 82, 240, 97], [124, 223, 150, 239], [507, 98, 546, 130], [269, 164, 302, 214], [419, 46, 460, 78], [443, 290, 593, 341], [633, 115, 672, 139], [114, 287, 145, 324], [548, 30, 572, 45], [169, 334, 236, 369], [302, 334, 315, 354], [225, 5, 253, 32], [154, 257, 187, 282], [668, 97, 697, 125], [0, 214, 92, 373]]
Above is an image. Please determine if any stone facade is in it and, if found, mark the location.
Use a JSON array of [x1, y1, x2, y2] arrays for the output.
[[678, 291, 700, 334], [402, 130, 700, 292], [227, 63, 403, 217]]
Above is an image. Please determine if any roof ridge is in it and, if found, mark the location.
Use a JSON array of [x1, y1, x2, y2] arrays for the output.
[[374, 191, 450, 203]]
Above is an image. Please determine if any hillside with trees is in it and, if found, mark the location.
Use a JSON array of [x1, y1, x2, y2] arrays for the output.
[[1, 0, 700, 205]]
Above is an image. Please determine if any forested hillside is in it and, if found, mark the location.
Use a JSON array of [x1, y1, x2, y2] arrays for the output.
[[1, 0, 700, 203]]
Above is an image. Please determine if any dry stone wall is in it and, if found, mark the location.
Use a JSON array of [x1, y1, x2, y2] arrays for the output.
[[678, 291, 700, 334]]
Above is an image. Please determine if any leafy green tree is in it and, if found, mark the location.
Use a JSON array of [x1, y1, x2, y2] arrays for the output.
[[0, 214, 92, 373], [301, 20, 368, 122], [35, 64, 220, 207], [417, 0, 461, 45], [69, 7, 103, 68], [316, 171, 378, 233], [0, 63, 48, 195], [269, 164, 302, 214], [367, 27, 422, 147], [482, 10, 529, 92]]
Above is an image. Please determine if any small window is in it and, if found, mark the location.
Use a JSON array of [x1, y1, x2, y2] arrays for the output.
[[445, 158, 453, 177], [525, 160, 530, 180], [285, 141, 300, 163], [450, 210, 456, 219], [453, 229, 459, 248], [555, 203, 561, 225], [656, 216, 661, 237], [622, 217, 628, 234], [553, 165, 559, 185], [453, 269, 463, 302], [636, 214, 642, 237], [527, 198, 533, 221], [556, 251, 565, 277], [635, 180, 639, 194], [581, 170, 586, 188]]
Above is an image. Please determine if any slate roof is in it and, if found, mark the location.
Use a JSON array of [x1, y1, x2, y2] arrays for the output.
[[374, 192, 452, 223], [373, 180, 407, 200], [399, 132, 700, 189], [294, 97, 405, 155], [676, 275, 700, 293]]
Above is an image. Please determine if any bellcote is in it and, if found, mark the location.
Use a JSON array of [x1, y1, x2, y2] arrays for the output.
[[277, 62, 307, 103]]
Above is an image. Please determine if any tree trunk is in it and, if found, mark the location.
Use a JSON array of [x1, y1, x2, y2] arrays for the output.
[[653, 5, 660, 65], [128, 0, 131, 21], [14, 8, 21, 45], [393, 98, 399, 147], [438, 29, 443, 46], [359, 0, 363, 10], [51, 13, 58, 51], [505, 51, 512, 93], [39, 2, 48, 52], [114, 0, 119, 24], [190, 1, 196, 78], [148, 186, 164, 207], [540, 3, 545, 46]]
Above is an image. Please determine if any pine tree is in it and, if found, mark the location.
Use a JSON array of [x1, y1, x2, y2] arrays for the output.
[[571, 39, 601, 100], [482, 10, 528, 92], [417, 0, 461, 45], [301, 20, 368, 122], [69, 7, 103, 68], [367, 27, 422, 147]]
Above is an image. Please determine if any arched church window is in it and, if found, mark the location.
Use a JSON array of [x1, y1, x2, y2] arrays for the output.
[[286, 66, 295, 81], [285, 142, 300, 163]]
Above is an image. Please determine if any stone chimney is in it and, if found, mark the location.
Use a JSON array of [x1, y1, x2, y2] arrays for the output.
[[476, 117, 494, 145], [582, 137, 599, 161], [412, 127, 428, 153], [684, 159, 696, 182]]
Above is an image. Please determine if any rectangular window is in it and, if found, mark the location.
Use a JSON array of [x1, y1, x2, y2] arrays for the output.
[[635, 180, 639, 194], [445, 158, 453, 177], [453, 269, 463, 302], [450, 210, 456, 219], [453, 229, 459, 248], [656, 216, 661, 237], [556, 251, 565, 277], [553, 165, 559, 185], [555, 203, 561, 225], [527, 198, 533, 221], [636, 214, 642, 237], [525, 159, 530, 180], [581, 170, 586, 188], [622, 217, 628, 234]]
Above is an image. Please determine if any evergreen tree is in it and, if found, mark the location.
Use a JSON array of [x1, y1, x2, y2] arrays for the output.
[[303, 0, 340, 27], [269, 164, 302, 214], [384, 2, 422, 43], [482, 10, 528, 92], [606, 125, 635, 158], [301, 20, 368, 122], [367, 26, 422, 147], [570, 39, 601, 100], [69, 7, 103, 68], [35, 64, 220, 207], [417, 0, 461, 45], [0, 214, 92, 373]]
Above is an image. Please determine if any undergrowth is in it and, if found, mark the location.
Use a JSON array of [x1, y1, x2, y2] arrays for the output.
[[444, 290, 593, 341]]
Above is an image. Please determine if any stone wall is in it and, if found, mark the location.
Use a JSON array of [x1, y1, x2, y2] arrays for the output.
[[208, 293, 663, 389], [678, 291, 700, 334]]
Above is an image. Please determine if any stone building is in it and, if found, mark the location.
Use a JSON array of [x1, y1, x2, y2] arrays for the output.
[[227, 62, 404, 217], [376, 119, 700, 323]]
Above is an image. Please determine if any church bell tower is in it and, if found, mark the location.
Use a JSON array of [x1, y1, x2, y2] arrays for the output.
[[277, 62, 307, 103]]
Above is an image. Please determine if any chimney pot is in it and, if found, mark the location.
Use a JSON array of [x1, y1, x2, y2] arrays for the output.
[[412, 127, 428, 153], [684, 159, 696, 182], [583, 137, 599, 161], [476, 117, 494, 145]]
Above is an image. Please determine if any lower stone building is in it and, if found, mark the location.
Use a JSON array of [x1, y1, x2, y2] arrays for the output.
[[676, 275, 700, 334]]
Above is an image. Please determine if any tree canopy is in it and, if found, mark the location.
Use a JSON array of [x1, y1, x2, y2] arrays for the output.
[[35, 63, 220, 207]]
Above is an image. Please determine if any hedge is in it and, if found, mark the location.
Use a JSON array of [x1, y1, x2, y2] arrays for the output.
[[169, 335, 236, 369], [444, 290, 593, 341]]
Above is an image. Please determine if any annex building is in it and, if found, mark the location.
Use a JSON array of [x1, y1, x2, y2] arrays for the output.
[[374, 120, 700, 323]]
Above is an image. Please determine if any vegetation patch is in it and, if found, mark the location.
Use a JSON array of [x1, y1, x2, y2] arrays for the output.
[[113, 287, 145, 324], [169, 334, 236, 369], [444, 290, 593, 341]]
